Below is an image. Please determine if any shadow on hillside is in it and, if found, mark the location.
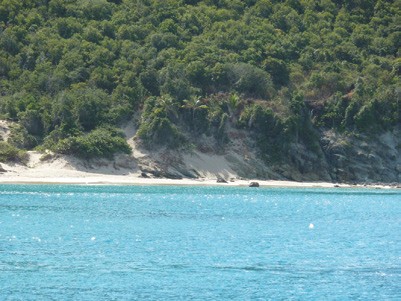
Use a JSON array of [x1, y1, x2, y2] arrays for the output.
[[50, 154, 139, 176]]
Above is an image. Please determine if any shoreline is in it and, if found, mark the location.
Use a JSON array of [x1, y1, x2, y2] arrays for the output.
[[0, 175, 399, 189], [0, 151, 399, 190]]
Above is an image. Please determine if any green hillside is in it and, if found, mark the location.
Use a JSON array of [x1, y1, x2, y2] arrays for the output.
[[0, 0, 400, 161]]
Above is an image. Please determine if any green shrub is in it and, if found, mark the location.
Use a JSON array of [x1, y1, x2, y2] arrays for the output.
[[0, 141, 28, 163], [216, 112, 228, 144], [180, 98, 210, 135], [263, 57, 289, 87], [137, 116, 186, 148], [354, 101, 377, 131], [137, 96, 186, 148], [239, 104, 276, 133], [56, 127, 131, 159], [8, 124, 39, 149], [18, 109, 44, 136], [40, 125, 83, 151], [217, 63, 274, 99], [238, 103, 285, 161]]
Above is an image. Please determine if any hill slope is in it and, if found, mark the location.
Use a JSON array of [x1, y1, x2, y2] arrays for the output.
[[0, 0, 400, 182]]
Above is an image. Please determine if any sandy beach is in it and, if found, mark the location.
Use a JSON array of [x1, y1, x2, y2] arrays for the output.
[[0, 151, 397, 189], [0, 174, 340, 188]]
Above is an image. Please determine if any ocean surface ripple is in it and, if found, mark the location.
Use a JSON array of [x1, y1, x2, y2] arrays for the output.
[[1, 185, 400, 300]]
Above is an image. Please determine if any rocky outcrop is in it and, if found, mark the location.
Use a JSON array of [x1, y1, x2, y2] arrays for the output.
[[321, 128, 401, 183], [128, 123, 400, 184], [277, 142, 332, 182], [259, 127, 401, 184]]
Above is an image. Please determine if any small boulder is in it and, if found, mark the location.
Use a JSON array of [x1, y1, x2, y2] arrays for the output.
[[140, 172, 149, 178], [216, 178, 228, 183], [0, 164, 7, 173], [249, 182, 259, 187]]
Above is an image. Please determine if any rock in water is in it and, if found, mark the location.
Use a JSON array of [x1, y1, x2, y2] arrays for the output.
[[249, 182, 260, 187]]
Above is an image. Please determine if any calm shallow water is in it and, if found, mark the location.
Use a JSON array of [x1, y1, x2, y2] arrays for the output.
[[0, 185, 400, 300]]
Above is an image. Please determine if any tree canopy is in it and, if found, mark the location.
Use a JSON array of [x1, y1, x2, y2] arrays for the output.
[[0, 0, 400, 158]]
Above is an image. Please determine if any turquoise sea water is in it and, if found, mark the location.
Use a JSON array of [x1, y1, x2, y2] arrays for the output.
[[0, 185, 400, 300]]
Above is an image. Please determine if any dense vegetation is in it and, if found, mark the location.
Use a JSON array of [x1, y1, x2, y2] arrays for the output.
[[0, 0, 400, 160], [0, 141, 27, 163]]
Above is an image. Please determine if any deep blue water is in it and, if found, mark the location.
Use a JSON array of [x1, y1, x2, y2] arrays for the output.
[[0, 185, 400, 300]]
